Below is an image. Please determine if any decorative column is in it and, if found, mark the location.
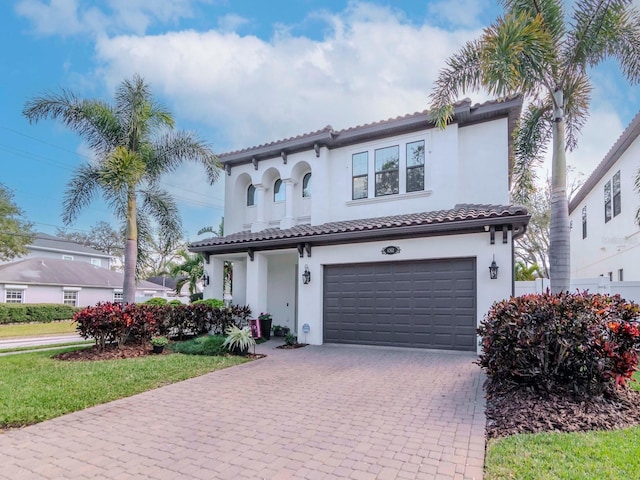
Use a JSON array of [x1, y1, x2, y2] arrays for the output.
[[280, 178, 296, 229], [252, 184, 268, 232], [203, 257, 225, 300], [245, 252, 268, 316]]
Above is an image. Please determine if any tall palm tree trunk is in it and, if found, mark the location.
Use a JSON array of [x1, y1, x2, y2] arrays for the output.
[[123, 188, 138, 304], [549, 89, 570, 293]]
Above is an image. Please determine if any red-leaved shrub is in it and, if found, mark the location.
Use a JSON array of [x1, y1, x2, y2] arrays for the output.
[[478, 291, 640, 395]]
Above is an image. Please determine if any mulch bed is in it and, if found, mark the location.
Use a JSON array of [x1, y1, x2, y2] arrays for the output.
[[54, 344, 267, 361], [486, 383, 640, 439], [276, 343, 308, 349]]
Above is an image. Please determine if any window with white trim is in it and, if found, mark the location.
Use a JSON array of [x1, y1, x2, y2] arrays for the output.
[[406, 141, 425, 192], [63, 291, 77, 306], [612, 170, 621, 217], [5, 289, 24, 304], [91, 258, 101, 266], [247, 184, 256, 206], [581, 205, 587, 239], [374, 145, 399, 196], [302, 173, 312, 197], [604, 170, 621, 223], [113, 292, 124, 304], [273, 179, 285, 202], [618, 269, 624, 281], [62, 255, 73, 260], [352, 152, 368, 200]]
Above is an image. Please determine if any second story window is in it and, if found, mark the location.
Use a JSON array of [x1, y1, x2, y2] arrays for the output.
[[406, 140, 425, 192], [274, 179, 285, 202], [612, 170, 621, 217], [247, 184, 256, 207], [604, 180, 612, 223], [375, 145, 399, 196], [302, 173, 312, 197], [582, 205, 587, 239], [352, 152, 368, 200]]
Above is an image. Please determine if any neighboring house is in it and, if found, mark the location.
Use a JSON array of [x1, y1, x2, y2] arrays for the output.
[[146, 276, 194, 298], [190, 97, 530, 352], [569, 111, 640, 281], [0, 257, 171, 307], [0, 232, 114, 269]]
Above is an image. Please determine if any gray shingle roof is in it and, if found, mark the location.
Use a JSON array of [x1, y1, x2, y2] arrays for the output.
[[0, 257, 168, 290], [190, 204, 529, 254], [31, 233, 113, 258]]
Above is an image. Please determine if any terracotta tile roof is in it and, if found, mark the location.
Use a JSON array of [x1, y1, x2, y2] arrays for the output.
[[190, 204, 529, 250]]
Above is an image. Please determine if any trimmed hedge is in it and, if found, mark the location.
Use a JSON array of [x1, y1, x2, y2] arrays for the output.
[[478, 292, 640, 395], [74, 302, 252, 349], [0, 304, 79, 324], [170, 335, 227, 356]]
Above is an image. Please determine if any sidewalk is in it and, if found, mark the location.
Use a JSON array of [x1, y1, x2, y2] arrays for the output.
[[0, 334, 86, 353]]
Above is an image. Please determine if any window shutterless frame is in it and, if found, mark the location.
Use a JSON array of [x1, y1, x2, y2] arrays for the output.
[[374, 145, 399, 197], [352, 152, 368, 200]]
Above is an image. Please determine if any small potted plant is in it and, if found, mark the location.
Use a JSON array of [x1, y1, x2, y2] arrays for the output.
[[150, 335, 168, 354], [272, 324, 284, 337], [222, 325, 256, 356], [258, 312, 273, 340]]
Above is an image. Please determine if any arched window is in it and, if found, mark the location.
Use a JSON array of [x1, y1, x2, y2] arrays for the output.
[[302, 173, 312, 197], [247, 184, 256, 206], [273, 179, 285, 202]]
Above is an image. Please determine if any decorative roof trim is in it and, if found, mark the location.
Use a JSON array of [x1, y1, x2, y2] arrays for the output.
[[569, 109, 640, 213]]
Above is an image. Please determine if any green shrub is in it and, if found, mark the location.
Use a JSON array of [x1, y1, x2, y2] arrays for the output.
[[0, 304, 78, 324], [168, 299, 183, 306], [478, 292, 640, 395], [144, 297, 168, 306], [170, 335, 226, 356], [192, 298, 225, 308]]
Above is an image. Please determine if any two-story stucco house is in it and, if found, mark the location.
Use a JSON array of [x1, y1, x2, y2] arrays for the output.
[[190, 97, 530, 352], [569, 111, 640, 281]]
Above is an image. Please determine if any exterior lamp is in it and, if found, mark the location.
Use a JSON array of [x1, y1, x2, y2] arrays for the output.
[[489, 255, 499, 280], [302, 264, 311, 284], [202, 271, 210, 286]]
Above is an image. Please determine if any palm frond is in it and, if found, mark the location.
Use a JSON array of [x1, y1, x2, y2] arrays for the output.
[[61, 164, 102, 225], [140, 188, 183, 243], [501, 0, 566, 43], [562, 73, 592, 151], [511, 102, 553, 203], [23, 91, 120, 154], [148, 131, 221, 185]]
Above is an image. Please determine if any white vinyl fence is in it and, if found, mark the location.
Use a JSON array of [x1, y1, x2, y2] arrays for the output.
[[515, 278, 640, 303]]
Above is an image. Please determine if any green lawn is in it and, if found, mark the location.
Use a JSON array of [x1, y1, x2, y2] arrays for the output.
[[0, 320, 77, 338], [0, 348, 248, 429], [485, 371, 640, 479]]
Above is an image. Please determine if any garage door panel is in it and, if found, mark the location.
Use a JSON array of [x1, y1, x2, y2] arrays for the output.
[[323, 258, 476, 351]]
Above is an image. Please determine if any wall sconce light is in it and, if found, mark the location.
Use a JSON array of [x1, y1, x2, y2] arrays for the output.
[[302, 264, 311, 284], [202, 271, 210, 286], [489, 255, 499, 280]]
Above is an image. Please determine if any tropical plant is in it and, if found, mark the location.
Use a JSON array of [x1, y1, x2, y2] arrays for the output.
[[0, 183, 34, 261], [150, 335, 168, 347], [169, 250, 204, 296], [430, 0, 640, 293], [23, 74, 220, 303], [222, 325, 256, 355], [514, 261, 541, 280], [284, 332, 297, 346]]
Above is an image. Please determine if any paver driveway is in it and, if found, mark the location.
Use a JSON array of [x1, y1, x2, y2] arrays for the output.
[[0, 343, 486, 480]]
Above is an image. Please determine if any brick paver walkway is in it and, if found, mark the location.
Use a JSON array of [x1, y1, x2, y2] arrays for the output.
[[0, 343, 486, 479]]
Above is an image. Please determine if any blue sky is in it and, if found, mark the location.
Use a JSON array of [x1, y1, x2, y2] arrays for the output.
[[2, 0, 639, 242]]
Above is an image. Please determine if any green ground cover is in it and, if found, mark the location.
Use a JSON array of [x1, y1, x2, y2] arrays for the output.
[[0, 320, 77, 338], [485, 371, 640, 479], [0, 348, 248, 429]]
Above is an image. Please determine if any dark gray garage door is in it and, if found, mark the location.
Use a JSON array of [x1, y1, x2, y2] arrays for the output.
[[323, 258, 477, 351]]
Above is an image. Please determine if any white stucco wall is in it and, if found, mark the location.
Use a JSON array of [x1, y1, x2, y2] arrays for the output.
[[569, 137, 640, 280], [296, 231, 513, 353]]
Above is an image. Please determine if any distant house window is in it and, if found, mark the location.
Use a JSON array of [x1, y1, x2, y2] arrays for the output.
[[375, 145, 399, 196], [91, 258, 101, 267], [406, 141, 425, 192], [247, 185, 256, 207], [63, 291, 77, 307], [612, 170, 621, 217], [274, 179, 285, 202], [608, 271, 613, 281], [5, 289, 24, 304], [618, 269, 624, 281], [352, 152, 368, 200], [62, 255, 73, 260], [582, 205, 587, 239], [113, 292, 123, 304], [604, 180, 612, 223], [302, 173, 312, 197]]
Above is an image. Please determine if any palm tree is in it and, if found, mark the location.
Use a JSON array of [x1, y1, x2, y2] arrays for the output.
[[24, 75, 220, 303], [430, 0, 640, 293], [169, 250, 204, 296]]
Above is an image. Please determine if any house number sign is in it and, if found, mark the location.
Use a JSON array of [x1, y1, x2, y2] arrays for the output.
[[381, 246, 401, 255]]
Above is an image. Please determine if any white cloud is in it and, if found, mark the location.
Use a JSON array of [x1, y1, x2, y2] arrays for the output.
[[217, 13, 249, 33]]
